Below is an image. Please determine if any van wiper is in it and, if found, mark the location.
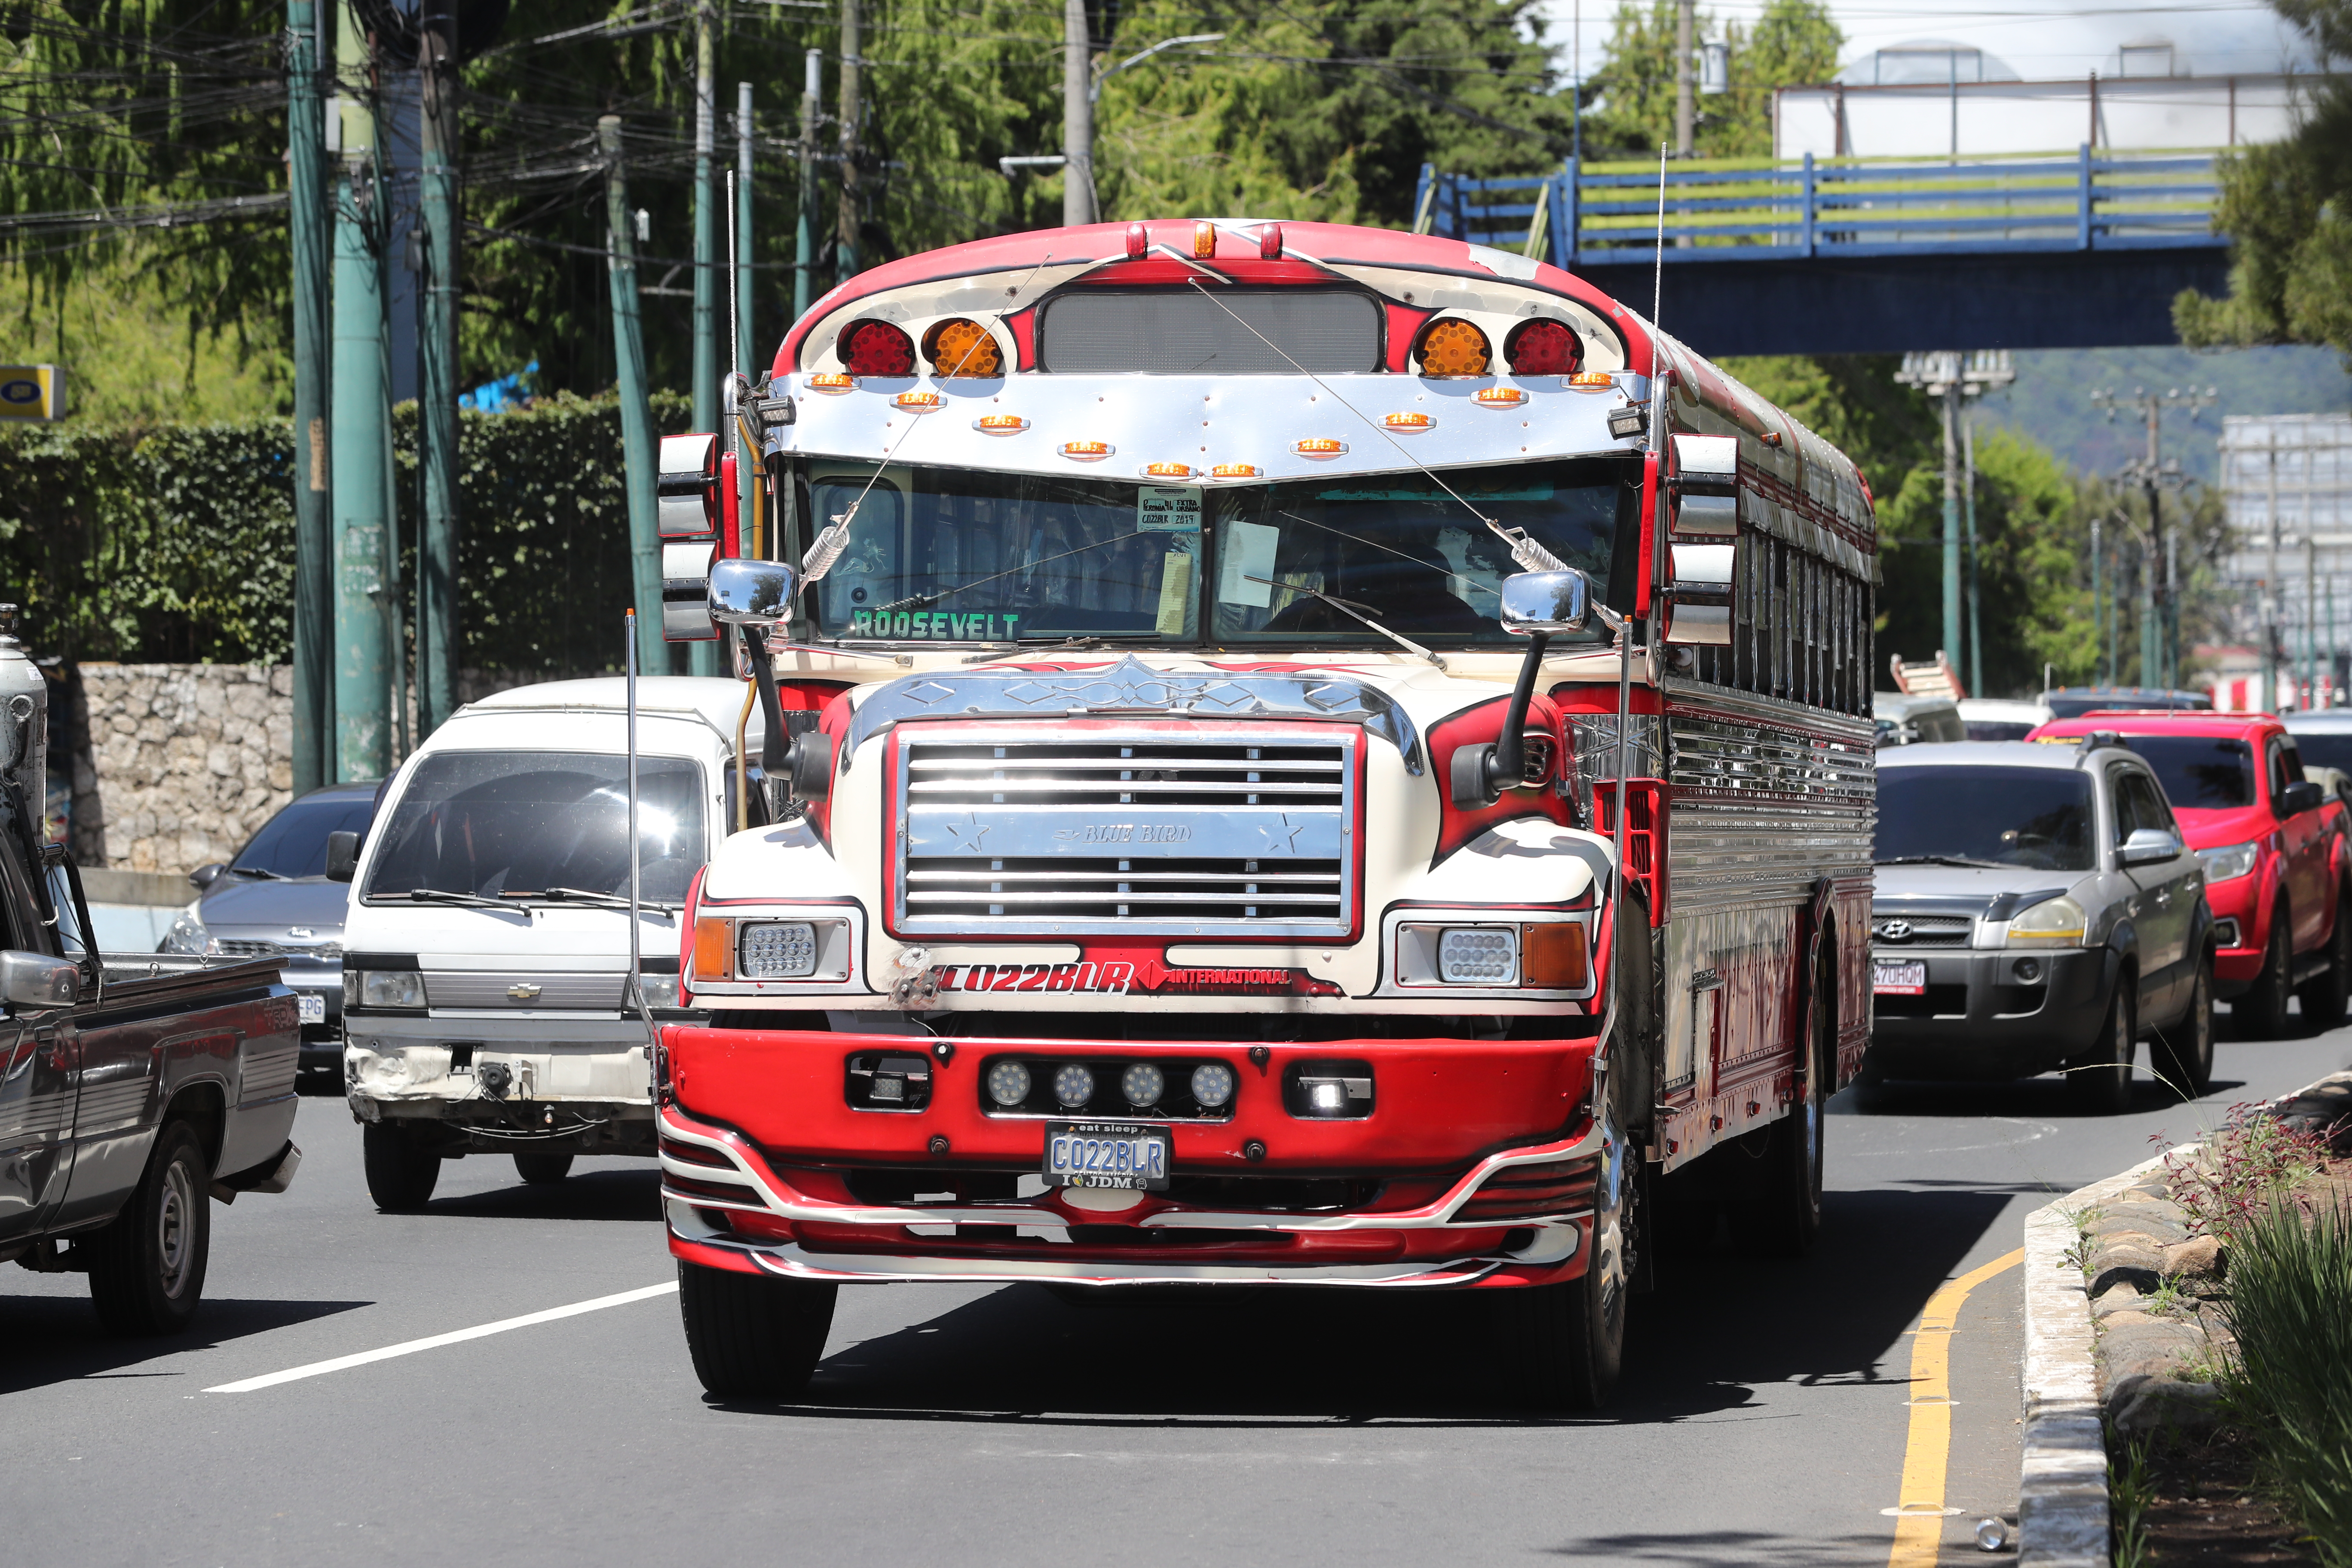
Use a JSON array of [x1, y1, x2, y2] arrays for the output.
[[539, 886, 635, 909], [401, 888, 508, 908], [1874, 855, 2011, 870]]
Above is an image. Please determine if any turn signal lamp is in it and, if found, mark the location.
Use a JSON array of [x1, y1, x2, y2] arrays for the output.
[[892, 390, 943, 412], [924, 317, 1003, 377], [837, 319, 916, 377], [1475, 387, 1528, 408], [1294, 438, 1346, 458], [1193, 221, 1217, 258], [974, 413, 1029, 435], [806, 373, 854, 394], [1143, 461, 1194, 479], [1061, 440, 1113, 461], [1211, 463, 1260, 479], [1415, 318, 1491, 377], [1507, 318, 1582, 376], [692, 917, 735, 982], [1520, 922, 1589, 989], [1384, 412, 1434, 432]]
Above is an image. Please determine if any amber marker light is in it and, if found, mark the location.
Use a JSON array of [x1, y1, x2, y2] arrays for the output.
[[1142, 462, 1195, 479], [692, 917, 735, 983], [1060, 440, 1113, 461], [1294, 438, 1347, 458], [974, 414, 1029, 435], [806, 373, 854, 394], [1210, 463, 1261, 479], [1384, 412, 1435, 432], [1193, 221, 1217, 258], [1475, 387, 1528, 408], [893, 390, 944, 411], [1568, 371, 1617, 390]]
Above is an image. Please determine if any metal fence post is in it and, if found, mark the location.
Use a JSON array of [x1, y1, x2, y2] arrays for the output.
[[1556, 161, 1577, 267], [2077, 142, 2094, 248], [1801, 152, 1816, 256]]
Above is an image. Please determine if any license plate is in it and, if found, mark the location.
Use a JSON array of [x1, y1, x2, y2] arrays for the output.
[[1044, 1121, 1171, 1192], [1873, 961, 1926, 997], [297, 993, 327, 1024]]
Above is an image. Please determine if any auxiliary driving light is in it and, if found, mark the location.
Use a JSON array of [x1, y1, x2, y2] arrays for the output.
[[1054, 1063, 1096, 1108], [1438, 927, 1518, 985], [1121, 1063, 1166, 1107], [1190, 1063, 1236, 1108], [739, 921, 818, 979], [987, 1060, 1032, 1107]]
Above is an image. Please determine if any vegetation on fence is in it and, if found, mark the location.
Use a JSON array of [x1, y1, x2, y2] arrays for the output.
[[0, 389, 688, 672]]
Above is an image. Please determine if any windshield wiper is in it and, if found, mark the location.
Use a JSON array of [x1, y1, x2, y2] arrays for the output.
[[1244, 574, 1446, 670], [401, 888, 508, 908], [962, 637, 1119, 665], [538, 886, 636, 909], [230, 866, 287, 880], [1874, 855, 2012, 870]]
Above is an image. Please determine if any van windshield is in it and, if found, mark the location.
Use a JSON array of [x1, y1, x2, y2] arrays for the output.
[[363, 752, 706, 906]]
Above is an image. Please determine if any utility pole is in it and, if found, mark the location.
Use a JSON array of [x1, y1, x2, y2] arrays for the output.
[[2094, 383, 2217, 697], [288, 0, 331, 794], [794, 48, 819, 319], [1963, 413, 1982, 699], [330, 61, 390, 782], [692, 2, 717, 442], [1063, 0, 1095, 223], [2090, 516, 2103, 685], [1674, 0, 1695, 157], [2266, 441, 2281, 710], [1896, 351, 2014, 693], [415, 0, 459, 736], [836, 0, 862, 277], [735, 83, 757, 562], [601, 118, 665, 677]]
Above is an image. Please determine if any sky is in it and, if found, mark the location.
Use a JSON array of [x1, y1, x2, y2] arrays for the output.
[[1539, 0, 2322, 86]]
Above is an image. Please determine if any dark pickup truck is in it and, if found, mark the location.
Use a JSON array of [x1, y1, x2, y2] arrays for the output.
[[0, 614, 302, 1332]]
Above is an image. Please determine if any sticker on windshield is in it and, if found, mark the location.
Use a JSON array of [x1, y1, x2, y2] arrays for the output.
[[1155, 551, 1191, 636], [1137, 486, 1202, 532], [1217, 520, 1278, 608]]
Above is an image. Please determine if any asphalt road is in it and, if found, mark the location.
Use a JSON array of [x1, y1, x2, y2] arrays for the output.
[[5, 1021, 2347, 1568]]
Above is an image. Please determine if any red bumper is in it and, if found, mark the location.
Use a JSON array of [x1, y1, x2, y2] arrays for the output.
[[2208, 873, 2268, 987], [659, 1024, 1605, 1289]]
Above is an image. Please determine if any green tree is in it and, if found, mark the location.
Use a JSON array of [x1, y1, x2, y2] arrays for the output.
[[1580, 0, 1838, 162], [2174, 0, 2352, 352]]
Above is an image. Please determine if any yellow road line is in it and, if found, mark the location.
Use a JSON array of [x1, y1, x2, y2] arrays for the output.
[[1887, 1247, 2026, 1568]]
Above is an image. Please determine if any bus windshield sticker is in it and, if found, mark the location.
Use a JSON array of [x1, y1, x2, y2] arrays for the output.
[[1155, 550, 1192, 636], [1137, 486, 1202, 532], [1218, 520, 1278, 608]]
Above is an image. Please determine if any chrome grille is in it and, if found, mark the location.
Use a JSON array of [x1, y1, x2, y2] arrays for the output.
[[1870, 913, 1975, 947], [218, 937, 344, 962], [894, 728, 1357, 938], [423, 971, 628, 1010]]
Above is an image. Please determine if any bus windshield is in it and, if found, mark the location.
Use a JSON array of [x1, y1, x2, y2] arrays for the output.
[[797, 457, 1639, 647]]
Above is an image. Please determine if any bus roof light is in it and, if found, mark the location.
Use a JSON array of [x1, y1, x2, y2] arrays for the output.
[[1142, 462, 1195, 479], [1294, 438, 1347, 458], [924, 318, 1004, 377], [1211, 463, 1260, 479], [1415, 318, 1491, 378], [1384, 412, 1434, 432], [1507, 318, 1582, 377], [806, 373, 854, 394], [1475, 387, 1528, 408], [974, 414, 1029, 435], [1193, 222, 1217, 258], [838, 319, 916, 377], [1125, 223, 1148, 260], [1259, 223, 1283, 260], [1061, 440, 1113, 461]]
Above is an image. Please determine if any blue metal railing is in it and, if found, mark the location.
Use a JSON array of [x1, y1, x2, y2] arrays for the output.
[[1410, 145, 2221, 269]]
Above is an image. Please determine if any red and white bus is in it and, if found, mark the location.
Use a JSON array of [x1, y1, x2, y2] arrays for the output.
[[650, 218, 1878, 1408]]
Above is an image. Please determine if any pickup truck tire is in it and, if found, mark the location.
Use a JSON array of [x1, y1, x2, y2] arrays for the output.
[[86, 1120, 210, 1336], [2294, 885, 2352, 1032], [678, 1260, 836, 1399], [2150, 955, 2214, 1100], [2068, 981, 2136, 1115], [2238, 900, 2294, 1039], [513, 1151, 574, 1185], [364, 1124, 442, 1211]]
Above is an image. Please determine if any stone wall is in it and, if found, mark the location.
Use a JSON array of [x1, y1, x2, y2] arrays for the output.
[[65, 663, 603, 874]]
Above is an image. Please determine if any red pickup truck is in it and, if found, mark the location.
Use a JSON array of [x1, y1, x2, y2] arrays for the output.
[[2028, 713, 2349, 1036]]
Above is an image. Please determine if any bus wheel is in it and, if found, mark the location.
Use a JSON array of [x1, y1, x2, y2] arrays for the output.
[[1757, 947, 1831, 1258], [1505, 1115, 1628, 1410], [678, 1261, 836, 1399]]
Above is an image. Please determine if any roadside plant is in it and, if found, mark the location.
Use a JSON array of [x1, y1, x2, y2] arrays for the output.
[[2154, 1103, 2329, 1238], [2217, 1197, 2352, 1566], [2110, 1430, 2157, 1568]]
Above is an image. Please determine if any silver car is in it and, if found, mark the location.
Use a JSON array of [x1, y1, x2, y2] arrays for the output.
[[1867, 739, 2214, 1110]]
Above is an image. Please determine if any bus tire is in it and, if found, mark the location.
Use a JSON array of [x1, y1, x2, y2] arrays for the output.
[[1756, 945, 1832, 1258], [2069, 980, 2136, 1114], [1506, 1124, 1628, 1410], [2294, 885, 2352, 1032], [363, 1123, 442, 1212], [677, 1261, 836, 1400], [86, 1120, 210, 1336], [2238, 900, 2294, 1039]]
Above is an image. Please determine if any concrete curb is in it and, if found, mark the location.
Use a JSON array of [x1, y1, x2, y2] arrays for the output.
[[2018, 1151, 2171, 1568]]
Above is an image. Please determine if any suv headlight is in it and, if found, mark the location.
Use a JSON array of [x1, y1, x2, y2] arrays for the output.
[[161, 906, 215, 956], [2006, 895, 2086, 949], [357, 968, 426, 1010], [2196, 840, 2260, 884]]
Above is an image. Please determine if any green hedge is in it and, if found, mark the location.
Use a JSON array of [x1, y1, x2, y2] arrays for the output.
[[0, 389, 689, 671]]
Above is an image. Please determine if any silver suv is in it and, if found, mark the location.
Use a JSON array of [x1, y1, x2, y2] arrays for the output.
[[1867, 739, 2214, 1110]]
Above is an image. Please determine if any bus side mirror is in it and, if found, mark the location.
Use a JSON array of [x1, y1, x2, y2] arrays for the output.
[[659, 432, 722, 643], [1496, 570, 1591, 636], [708, 559, 797, 630], [325, 831, 359, 883]]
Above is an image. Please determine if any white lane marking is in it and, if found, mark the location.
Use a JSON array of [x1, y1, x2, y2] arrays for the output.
[[203, 1282, 678, 1393]]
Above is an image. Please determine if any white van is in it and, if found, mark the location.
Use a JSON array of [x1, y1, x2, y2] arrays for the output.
[[337, 677, 761, 1211]]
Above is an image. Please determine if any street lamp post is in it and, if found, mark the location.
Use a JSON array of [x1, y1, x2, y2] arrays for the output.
[[1896, 351, 2015, 692]]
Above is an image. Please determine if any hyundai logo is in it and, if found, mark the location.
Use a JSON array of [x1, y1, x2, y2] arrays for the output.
[[1875, 919, 1913, 942]]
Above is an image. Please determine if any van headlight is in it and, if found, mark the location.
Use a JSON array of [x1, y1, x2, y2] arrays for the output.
[[2196, 840, 2259, 884], [357, 969, 426, 1010], [2005, 896, 2086, 949], [161, 907, 216, 956]]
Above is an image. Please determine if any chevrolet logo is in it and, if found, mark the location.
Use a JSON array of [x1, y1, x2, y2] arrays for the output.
[[507, 983, 542, 1002]]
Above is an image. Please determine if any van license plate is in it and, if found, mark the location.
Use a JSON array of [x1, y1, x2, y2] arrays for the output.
[[1044, 1121, 1171, 1192], [297, 994, 327, 1024], [1873, 962, 1926, 997]]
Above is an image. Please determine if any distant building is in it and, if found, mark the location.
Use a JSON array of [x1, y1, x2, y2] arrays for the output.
[[1776, 38, 2309, 160], [2214, 414, 2352, 709]]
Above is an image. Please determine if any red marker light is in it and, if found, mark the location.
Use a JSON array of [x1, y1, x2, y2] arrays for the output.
[[837, 319, 916, 377], [1259, 223, 1283, 260], [1125, 223, 1148, 260], [1507, 318, 1582, 377]]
